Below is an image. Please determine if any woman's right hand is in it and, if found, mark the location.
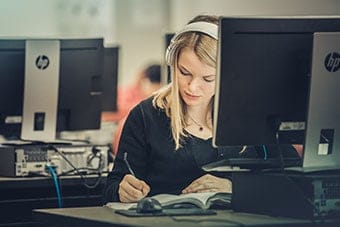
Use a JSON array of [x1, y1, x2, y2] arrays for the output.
[[118, 174, 150, 202]]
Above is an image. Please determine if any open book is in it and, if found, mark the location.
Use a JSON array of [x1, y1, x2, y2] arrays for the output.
[[105, 192, 231, 210]]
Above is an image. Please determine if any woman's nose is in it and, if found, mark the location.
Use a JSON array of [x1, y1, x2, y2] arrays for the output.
[[188, 77, 201, 91]]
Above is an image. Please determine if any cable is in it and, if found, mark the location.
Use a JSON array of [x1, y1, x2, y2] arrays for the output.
[[19, 139, 72, 146], [46, 164, 63, 208], [59, 167, 109, 176], [239, 145, 247, 154], [48, 144, 103, 189], [262, 145, 268, 160], [274, 132, 322, 220], [16, 140, 105, 189], [55, 137, 91, 144]]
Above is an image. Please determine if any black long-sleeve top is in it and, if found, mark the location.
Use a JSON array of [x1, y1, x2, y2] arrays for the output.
[[103, 97, 230, 203], [103, 97, 300, 203]]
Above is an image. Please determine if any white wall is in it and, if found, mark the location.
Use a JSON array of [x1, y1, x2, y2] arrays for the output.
[[0, 0, 339, 86], [0, 0, 115, 40], [170, 0, 340, 31], [113, 0, 169, 85]]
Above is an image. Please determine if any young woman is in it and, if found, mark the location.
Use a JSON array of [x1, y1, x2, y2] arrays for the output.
[[104, 15, 232, 203]]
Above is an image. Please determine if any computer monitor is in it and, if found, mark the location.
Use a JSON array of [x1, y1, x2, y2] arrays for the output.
[[101, 46, 119, 112], [213, 16, 340, 170], [0, 38, 104, 141]]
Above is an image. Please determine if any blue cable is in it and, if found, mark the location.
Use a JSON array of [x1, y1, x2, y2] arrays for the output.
[[262, 145, 268, 160], [46, 165, 63, 208]]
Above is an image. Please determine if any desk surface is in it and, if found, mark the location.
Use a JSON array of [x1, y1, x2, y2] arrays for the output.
[[0, 175, 107, 226], [33, 206, 340, 227]]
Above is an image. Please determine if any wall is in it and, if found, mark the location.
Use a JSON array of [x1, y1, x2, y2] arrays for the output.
[[113, 0, 169, 85], [169, 0, 340, 30], [0, 0, 339, 86], [0, 0, 115, 40]]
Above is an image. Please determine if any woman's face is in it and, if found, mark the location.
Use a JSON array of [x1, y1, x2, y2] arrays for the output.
[[176, 47, 216, 109]]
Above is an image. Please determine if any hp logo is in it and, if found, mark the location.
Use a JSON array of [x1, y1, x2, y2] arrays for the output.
[[324, 52, 340, 72], [35, 55, 49, 70]]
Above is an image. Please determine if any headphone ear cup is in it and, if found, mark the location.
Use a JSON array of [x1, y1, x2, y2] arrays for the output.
[[165, 42, 175, 66]]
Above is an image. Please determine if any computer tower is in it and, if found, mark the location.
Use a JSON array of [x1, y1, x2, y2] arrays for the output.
[[232, 171, 340, 218]]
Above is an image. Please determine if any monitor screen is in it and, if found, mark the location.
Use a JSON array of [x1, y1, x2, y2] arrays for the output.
[[214, 16, 340, 147], [101, 46, 119, 112], [212, 16, 340, 170], [0, 38, 104, 140]]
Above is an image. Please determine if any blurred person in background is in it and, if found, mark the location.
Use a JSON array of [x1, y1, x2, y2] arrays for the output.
[[112, 64, 162, 155]]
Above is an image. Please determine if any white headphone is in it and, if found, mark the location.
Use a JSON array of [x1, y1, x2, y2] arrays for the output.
[[165, 21, 218, 65]]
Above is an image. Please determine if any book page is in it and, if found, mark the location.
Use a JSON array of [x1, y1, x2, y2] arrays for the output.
[[105, 202, 137, 210], [105, 192, 231, 210], [152, 192, 218, 209]]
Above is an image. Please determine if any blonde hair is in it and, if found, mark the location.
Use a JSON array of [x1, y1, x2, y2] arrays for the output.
[[153, 15, 219, 150]]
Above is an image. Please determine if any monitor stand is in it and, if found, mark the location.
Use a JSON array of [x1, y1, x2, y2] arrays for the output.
[[21, 39, 60, 142]]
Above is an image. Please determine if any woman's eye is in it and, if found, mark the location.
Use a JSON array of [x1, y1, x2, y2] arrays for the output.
[[203, 76, 215, 82], [180, 69, 191, 76]]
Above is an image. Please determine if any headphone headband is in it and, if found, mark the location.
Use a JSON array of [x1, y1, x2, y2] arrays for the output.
[[165, 21, 218, 65], [171, 21, 218, 41]]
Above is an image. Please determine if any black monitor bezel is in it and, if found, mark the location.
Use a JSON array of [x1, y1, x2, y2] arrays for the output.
[[213, 16, 340, 148], [0, 38, 105, 139]]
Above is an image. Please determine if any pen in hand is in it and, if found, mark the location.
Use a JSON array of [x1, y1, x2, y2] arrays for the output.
[[122, 152, 150, 199], [123, 152, 136, 176]]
